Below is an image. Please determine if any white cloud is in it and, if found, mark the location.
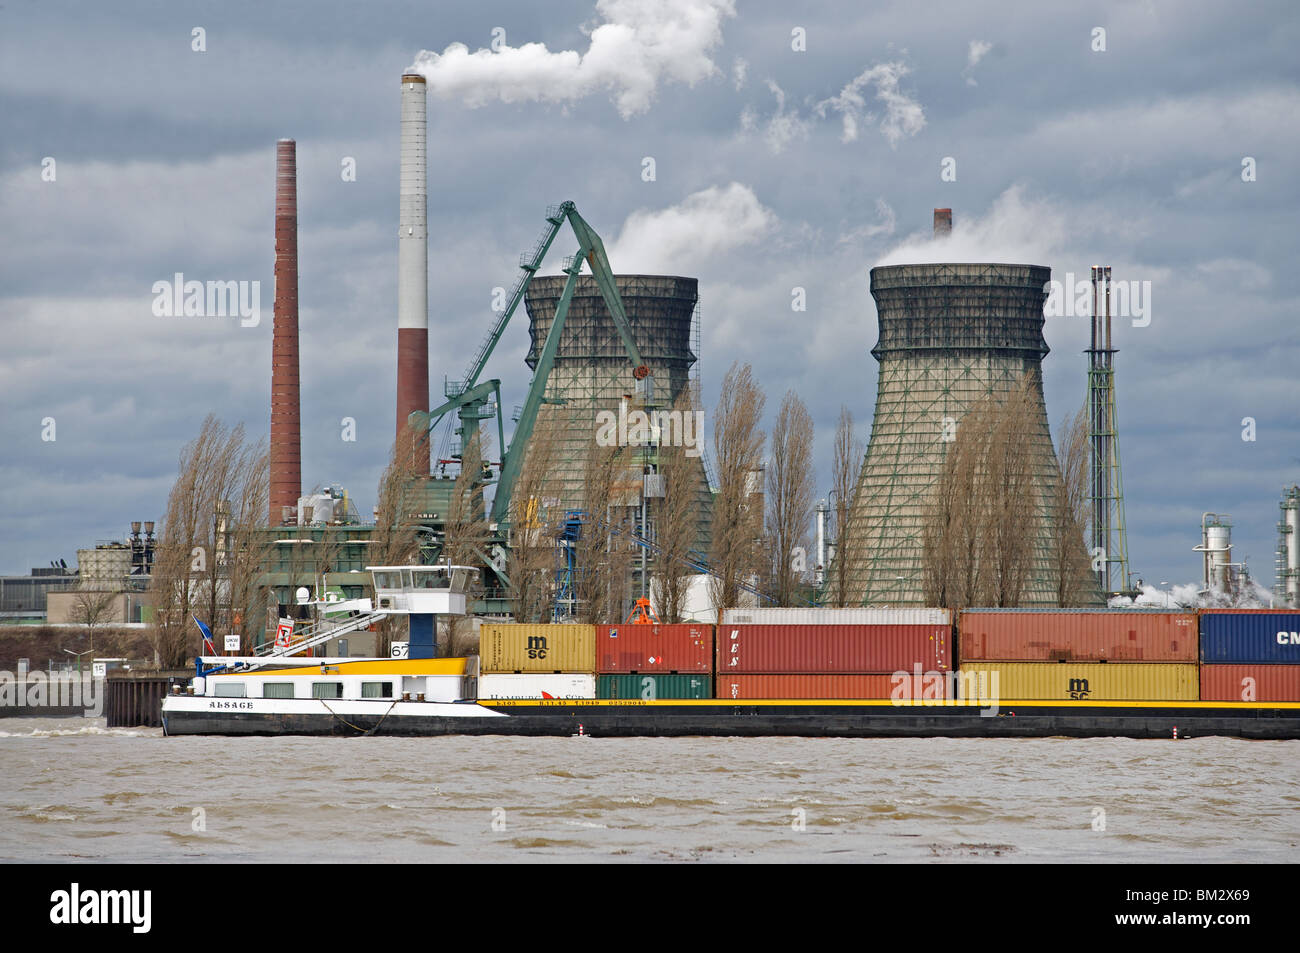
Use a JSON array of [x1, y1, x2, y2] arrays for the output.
[[816, 61, 925, 147], [838, 198, 896, 244], [605, 183, 776, 273], [408, 0, 735, 119], [741, 80, 812, 154], [963, 39, 992, 86], [732, 55, 748, 90]]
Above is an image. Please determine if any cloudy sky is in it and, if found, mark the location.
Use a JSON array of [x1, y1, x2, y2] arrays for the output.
[[2, 0, 1297, 596]]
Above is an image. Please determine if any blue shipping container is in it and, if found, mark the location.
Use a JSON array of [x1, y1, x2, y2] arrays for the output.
[[1199, 611, 1300, 664]]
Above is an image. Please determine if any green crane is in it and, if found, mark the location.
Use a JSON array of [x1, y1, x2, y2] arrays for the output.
[[408, 201, 648, 529]]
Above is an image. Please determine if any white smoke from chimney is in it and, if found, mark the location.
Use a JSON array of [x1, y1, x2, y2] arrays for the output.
[[604, 183, 775, 274], [875, 185, 1068, 266], [407, 0, 735, 119]]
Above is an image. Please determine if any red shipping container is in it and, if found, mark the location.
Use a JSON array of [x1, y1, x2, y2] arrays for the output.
[[596, 624, 713, 673], [958, 610, 1197, 662], [715, 673, 950, 700], [715, 624, 950, 674], [1199, 664, 1300, 702]]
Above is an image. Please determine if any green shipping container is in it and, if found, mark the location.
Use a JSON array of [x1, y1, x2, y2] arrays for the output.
[[597, 674, 713, 700]]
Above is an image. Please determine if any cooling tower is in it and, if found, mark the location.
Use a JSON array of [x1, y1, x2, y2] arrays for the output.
[[270, 139, 301, 524], [837, 262, 1102, 607], [396, 73, 429, 468], [521, 275, 712, 548]]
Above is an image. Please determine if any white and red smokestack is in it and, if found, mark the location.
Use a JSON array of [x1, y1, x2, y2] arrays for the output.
[[396, 73, 430, 468], [270, 139, 301, 524]]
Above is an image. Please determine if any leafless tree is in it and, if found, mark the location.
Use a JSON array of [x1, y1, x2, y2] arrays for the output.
[[651, 387, 702, 624], [828, 406, 863, 607], [766, 391, 816, 606], [921, 373, 1039, 609], [507, 416, 561, 623], [709, 362, 767, 612], [370, 422, 427, 655], [571, 440, 637, 624], [1051, 403, 1095, 606], [149, 415, 271, 667], [69, 588, 118, 651]]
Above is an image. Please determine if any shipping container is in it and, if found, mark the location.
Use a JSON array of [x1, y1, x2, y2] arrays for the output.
[[1198, 664, 1300, 702], [720, 607, 950, 626], [478, 624, 596, 673], [596, 623, 713, 673], [957, 663, 1198, 701], [1198, 610, 1300, 665], [958, 609, 1197, 662], [597, 674, 712, 700], [715, 673, 949, 700], [476, 674, 596, 699], [716, 624, 950, 673]]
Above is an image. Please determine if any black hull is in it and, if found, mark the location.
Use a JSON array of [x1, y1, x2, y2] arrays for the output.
[[163, 702, 1300, 740]]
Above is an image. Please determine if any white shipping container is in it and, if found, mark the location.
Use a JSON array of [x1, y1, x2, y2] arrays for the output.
[[476, 674, 597, 700], [719, 607, 951, 626]]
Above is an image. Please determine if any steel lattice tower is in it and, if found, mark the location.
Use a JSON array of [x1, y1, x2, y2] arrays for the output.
[[836, 262, 1102, 607], [1087, 265, 1132, 599]]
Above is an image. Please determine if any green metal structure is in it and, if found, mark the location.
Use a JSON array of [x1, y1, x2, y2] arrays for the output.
[[409, 201, 647, 530]]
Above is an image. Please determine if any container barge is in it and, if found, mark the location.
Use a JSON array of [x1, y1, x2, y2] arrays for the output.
[[161, 568, 1300, 740]]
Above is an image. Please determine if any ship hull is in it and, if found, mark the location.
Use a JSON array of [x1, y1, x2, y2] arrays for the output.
[[161, 697, 1300, 740]]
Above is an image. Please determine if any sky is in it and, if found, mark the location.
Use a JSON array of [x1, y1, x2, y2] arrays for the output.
[[1, 0, 1297, 597]]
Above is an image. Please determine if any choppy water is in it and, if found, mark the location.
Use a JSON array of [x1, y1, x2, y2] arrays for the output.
[[1, 717, 1296, 863]]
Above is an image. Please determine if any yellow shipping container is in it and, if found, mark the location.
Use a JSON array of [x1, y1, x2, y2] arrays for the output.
[[957, 662, 1199, 701], [479, 624, 596, 674]]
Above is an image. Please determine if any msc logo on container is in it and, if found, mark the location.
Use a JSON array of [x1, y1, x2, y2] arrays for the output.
[[1067, 677, 1091, 700], [526, 635, 549, 660], [1277, 631, 1300, 645]]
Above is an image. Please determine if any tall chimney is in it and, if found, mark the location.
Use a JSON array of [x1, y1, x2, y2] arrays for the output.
[[397, 73, 430, 468], [933, 207, 952, 237], [270, 139, 302, 524]]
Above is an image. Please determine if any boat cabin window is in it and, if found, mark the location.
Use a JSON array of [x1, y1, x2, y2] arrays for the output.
[[373, 571, 402, 590], [263, 683, 295, 699], [450, 568, 474, 591], [213, 682, 246, 698], [410, 568, 449, 589], [361, 681, 394, 699], [311, 682, 344, 699]]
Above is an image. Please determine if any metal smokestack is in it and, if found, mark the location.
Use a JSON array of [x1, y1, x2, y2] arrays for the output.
[[397, 73, 430, 468], [270, 138, 302, 524], [933, 208, 952, 237]]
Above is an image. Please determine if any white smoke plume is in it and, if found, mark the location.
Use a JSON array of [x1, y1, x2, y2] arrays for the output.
[[963, 39, 992, 86], [875, 184, 1068, 266], [816, 62, 925, 147], [604, 183, 776, 273], [1116, 581, 1278, 609], [740, 80, 811, 154], [408, 0, 735, 119]]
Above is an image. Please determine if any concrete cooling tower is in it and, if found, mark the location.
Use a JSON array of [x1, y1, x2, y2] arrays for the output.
[[521, 275, 712, 551], [836, 261, 1103, 607]]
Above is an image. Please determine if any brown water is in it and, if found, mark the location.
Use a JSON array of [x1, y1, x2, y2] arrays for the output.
[[1, 718, 1296, 863]]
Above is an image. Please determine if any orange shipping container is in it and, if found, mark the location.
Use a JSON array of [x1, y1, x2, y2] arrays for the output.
[[958, 609, 1197, 662], [596, 624, 712, 673], [715, 674, 950, 700], [1199, 664, 1300, 702]]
